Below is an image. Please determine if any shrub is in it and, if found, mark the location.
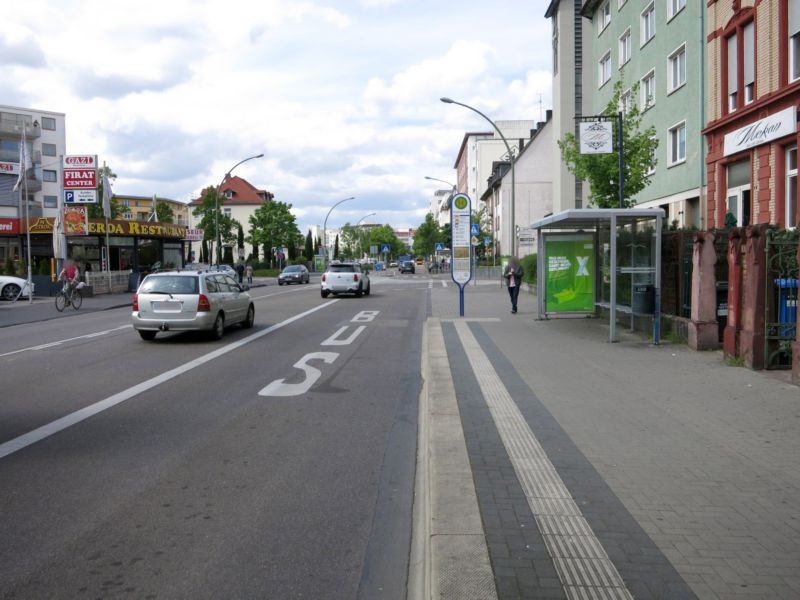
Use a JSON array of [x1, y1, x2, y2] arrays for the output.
[[520, 254, 537, 284]]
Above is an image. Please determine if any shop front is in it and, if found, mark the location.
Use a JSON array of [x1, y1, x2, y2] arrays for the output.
[[1, 217, 188, 277], [706, 102, 799, 229]]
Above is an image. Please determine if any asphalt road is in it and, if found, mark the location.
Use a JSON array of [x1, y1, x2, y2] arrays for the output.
[[0, 275, 430, 599]]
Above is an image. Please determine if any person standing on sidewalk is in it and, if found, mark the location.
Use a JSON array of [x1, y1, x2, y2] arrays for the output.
[[503, 256, 523, 314], [245, 263, 253, 284]]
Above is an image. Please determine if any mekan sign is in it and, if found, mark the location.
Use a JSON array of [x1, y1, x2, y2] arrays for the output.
[[724, 107, 797, 156]]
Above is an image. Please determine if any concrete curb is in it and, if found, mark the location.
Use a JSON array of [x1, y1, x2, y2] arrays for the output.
[[408, 318, 497, 600]]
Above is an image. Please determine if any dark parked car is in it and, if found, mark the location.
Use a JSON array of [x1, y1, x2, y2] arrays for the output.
[[399, 261, 415, 274], [278, 264, 310, 285]]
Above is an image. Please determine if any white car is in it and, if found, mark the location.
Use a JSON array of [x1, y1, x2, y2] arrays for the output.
[[321, 262, 370, 298], [0, 276, 34, 301]]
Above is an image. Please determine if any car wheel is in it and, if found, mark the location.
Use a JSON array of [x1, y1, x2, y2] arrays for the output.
[[209, 313, 225, 340], [321, 290, 329, 298], [138, 330, 157, 341], [1, 284, 20, 301], [278, 281, 284, 286], [355, 284, 363, 298], [242, 304, 255, 329], [364, 283, 371, 296]]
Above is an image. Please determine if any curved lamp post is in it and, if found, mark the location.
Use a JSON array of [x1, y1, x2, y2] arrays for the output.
[[440, 97, 516, 257], [215, 153, 264, 265], [425, 175, 457, 217], [322, 196, 355, 260], [356, 212, 376, 259]]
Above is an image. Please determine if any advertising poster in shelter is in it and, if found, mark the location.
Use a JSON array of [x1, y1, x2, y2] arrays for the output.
[[544, 234, 595, 313]]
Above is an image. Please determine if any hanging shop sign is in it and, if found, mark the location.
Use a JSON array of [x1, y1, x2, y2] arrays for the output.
[[579, 120, 614, 154], [724, 107, 796, 157], [0, 161, 20, 175]]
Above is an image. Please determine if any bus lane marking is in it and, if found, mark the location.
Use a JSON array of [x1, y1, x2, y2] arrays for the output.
[[259, 310, 380, 398]]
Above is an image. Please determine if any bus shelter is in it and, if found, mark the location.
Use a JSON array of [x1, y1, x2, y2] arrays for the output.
[[530, 208, 665, 343]]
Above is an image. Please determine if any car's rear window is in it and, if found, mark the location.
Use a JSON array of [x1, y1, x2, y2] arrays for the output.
[[328, 265, 356, 273], [140, 275, 199, 294], [285, 266, 302, 272]]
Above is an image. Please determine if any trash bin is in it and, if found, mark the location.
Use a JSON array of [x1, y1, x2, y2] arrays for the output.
[[774, 278, 798, 337], [632, 284, 655, 314], [716, 281, 728, 342]]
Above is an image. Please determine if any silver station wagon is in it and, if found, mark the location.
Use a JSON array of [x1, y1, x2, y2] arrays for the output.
[[132, 270, 255, 341]]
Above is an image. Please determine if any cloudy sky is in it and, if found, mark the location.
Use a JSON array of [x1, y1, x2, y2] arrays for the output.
[[3, 0, 553, 234]]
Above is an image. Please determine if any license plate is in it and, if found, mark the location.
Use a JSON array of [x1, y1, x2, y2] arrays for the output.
[[152, 301, 183, 312]]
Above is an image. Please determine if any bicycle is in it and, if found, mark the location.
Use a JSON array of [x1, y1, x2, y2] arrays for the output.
[[55, 282, 82, 311]]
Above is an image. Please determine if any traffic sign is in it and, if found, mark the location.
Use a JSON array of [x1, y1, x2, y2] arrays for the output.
[[471, 223, 480, 236], [435, 242, 444, 251], [64, 190, 97, 203], [381, 243, 390, 253], [484, 236, 491, 246]]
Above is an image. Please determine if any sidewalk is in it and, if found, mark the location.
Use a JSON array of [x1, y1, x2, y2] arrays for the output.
[[413, 283, 800, 599]]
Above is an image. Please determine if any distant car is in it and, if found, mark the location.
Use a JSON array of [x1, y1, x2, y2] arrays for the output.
[[399, 261, 415, 274], [209, 264, 237, 278], [132, 270, 254, 341], [0, 276, 34, 301], [389, 261, 398, 268], [278, 264, 310, 285], [321, 261, 370, 298]]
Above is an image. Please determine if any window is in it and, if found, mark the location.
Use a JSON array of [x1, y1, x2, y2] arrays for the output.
[[726, 160, 751, 227], [726, 21, 755, 113], [44, 195, 57, 208], [619, 29, 631, 66], [223, 208, 232, 218], [787, 146, 798, 228], [41, 117, 55, 130], [123, 212, 133, 220], [599, 1, 611, 33], [620, 88, 632, 114], [668, 44, 686, 92], [43, 169, 57, 182], [641, 3, 656, 46], [641, 70, 656, 109], [599, 51, 612, 86], [668, 121, 686, 165], [791, 0, 800, 82], [647, 136, 657, 175], [668, 0, 686, 20], [41, 143, 56, 156]]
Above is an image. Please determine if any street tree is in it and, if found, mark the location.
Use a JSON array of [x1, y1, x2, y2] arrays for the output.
[[365, 224, 404, 259], [557, 80, 658, 208], [413, 213, 439, 258], [192, 186, 239, 260], [155, 200, 174, 223], [247, 200, 300, 267], [305, 230, 313, 261]]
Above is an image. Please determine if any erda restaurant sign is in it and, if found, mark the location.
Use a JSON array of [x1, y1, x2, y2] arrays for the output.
[[724, 107, 797, 156]]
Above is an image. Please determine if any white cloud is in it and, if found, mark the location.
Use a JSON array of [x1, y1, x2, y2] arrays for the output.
[[3, 0, 554, 232]]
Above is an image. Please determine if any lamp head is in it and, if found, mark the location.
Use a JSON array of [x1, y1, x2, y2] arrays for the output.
[[440, 97, 454, 104]]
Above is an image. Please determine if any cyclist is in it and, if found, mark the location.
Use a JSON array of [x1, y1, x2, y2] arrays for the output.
[[58, 259, 81, 301]]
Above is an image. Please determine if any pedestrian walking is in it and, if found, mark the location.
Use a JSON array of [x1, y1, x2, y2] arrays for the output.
[[236, 261, 245, 283], [245, 263, 253, 284], [503, 256, 523, 314]]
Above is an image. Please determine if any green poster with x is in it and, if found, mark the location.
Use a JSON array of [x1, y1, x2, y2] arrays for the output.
[[544, 235, 595, 313]]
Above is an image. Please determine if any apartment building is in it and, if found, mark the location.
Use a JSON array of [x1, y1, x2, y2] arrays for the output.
[[116, 195, 189, 226], [0, 105, 66, 262], [546, 0, 593, 212], [189, 175, 274, 260], [705, 0, 800, 229], [580, 0, 706, 228]]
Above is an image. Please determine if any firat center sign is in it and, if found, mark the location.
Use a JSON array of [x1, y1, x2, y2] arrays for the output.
[[62, 154, 98, 191]]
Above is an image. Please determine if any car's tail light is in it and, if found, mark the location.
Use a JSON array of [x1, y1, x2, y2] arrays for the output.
[[354, 274, 359, 282], [132, 294, 139, 311], [197, 294, 211, 312], [322, 274, 326, 282]]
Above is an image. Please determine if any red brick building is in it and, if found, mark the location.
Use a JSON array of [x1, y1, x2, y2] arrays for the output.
[[705, 0, 800, 229]]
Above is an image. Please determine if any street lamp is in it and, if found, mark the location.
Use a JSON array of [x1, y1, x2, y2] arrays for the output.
[[356, 212, 376, 259], [440, 97, 516, 257], [215, 153, 264, 265], [425, 174, 457, 218], [322, 196, 355, 261]]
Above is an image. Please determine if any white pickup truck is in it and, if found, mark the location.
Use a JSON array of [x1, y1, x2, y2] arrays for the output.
[[320, 262, 371, 298]]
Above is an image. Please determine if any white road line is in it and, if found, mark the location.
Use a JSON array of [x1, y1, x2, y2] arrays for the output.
[[0, 325, 132, 358], [453, 321, 633, 600], [0, 300, 338, 460]]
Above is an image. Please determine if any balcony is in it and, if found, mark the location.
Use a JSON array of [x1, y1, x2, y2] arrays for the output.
[[0, 121, 41, 139]]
